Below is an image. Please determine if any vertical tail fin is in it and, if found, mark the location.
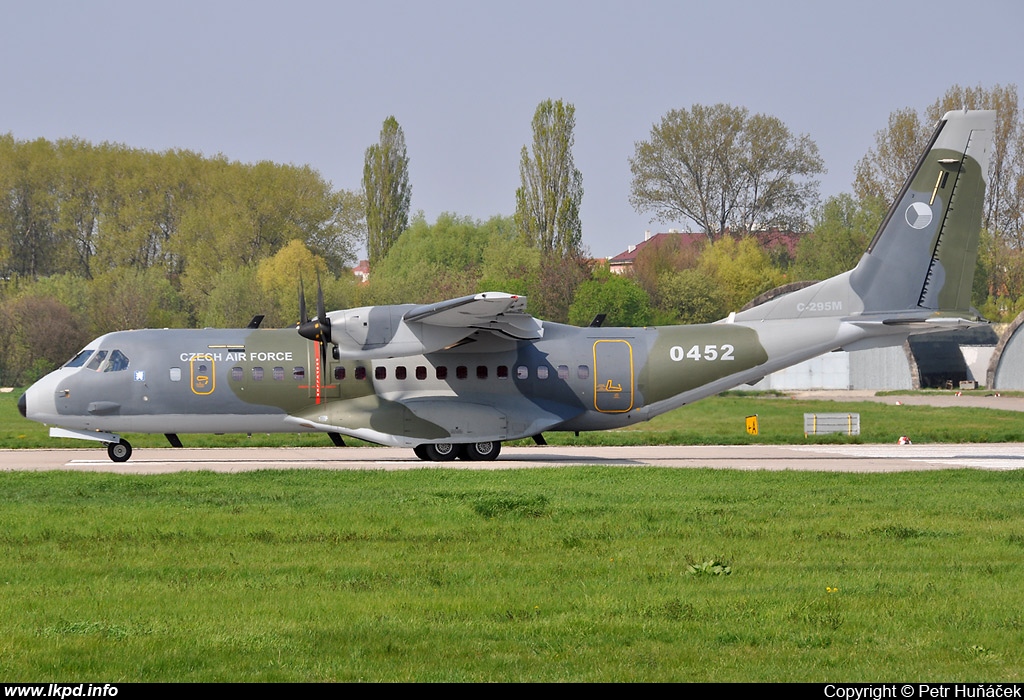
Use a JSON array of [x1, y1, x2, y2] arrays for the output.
[[850, 109, 994, 316], [733, 109, 994, 325]]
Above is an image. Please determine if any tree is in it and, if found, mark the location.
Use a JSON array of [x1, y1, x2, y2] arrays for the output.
[[568, 269, 652, 327], [654, 268, 727, 324], [515, 99, 584, 257], [629, 103, 823, 239], [368, 212, 492, 304], [698, 236, 785, 311], [363, 116, 411, 266], [852, 108, 929, 204], [794, 194, 888, 281]]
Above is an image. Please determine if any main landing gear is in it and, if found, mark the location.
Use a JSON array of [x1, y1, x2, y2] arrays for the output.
[[105, 439, 133, 463], [413, 441, 501, 462]]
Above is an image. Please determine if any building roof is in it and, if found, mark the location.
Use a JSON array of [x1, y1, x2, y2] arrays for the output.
[[609, 229, 804, 269]]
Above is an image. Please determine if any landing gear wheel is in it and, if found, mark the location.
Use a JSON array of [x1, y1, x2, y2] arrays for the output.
[[106, 440, 132, 463], [413, 445, 431, 461], [422, 442, 460, 461], [464, 441, 500, 461]]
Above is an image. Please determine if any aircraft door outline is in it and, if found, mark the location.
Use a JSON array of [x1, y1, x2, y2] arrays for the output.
[[190, 354, 215, 395], [593, 339, 634, 413]]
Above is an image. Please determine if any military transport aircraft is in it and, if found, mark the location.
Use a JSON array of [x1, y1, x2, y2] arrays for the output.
[[19, 110, 995, 462]]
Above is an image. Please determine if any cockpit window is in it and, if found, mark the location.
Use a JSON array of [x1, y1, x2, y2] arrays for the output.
[[105, 350, 130, 372], [77, 349, 130, 372], [85, 350, 108, 371], [64, 349, 94, 368]]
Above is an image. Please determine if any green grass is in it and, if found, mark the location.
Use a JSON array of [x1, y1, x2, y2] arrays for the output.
[[5, 390, 1024, 449], [1, 467, 1023, 681]]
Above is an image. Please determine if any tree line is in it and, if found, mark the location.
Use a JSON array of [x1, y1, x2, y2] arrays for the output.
[[2, 85, 1022, 386]]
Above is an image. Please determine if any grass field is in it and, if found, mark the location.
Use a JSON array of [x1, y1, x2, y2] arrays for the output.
[[1, 467, 1023, 681]]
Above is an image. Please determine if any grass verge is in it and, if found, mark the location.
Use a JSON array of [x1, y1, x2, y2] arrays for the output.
[[1, 467, 1023, 681]]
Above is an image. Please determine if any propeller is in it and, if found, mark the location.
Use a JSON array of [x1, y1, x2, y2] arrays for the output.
[[297, 274, 333, 382]]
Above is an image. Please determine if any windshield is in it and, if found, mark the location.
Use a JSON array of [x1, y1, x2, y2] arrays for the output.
[[63, 349, 94, 368]]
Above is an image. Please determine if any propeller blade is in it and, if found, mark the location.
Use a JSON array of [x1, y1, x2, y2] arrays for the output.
[[298, 278, 307, 324], [297, 272, 333, 347], [315, 272, 331, 344]]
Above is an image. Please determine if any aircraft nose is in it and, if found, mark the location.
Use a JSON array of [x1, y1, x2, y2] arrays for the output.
[[18, 392, 27, 418]]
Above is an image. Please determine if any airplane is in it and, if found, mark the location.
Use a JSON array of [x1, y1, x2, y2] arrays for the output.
[[19, 109, 995, 462]]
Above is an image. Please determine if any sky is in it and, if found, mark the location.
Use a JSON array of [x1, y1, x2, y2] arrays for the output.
[[3, 0, 1023, 260]]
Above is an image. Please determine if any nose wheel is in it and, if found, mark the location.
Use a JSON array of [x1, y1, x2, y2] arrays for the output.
[[106, 440, 133, 463]]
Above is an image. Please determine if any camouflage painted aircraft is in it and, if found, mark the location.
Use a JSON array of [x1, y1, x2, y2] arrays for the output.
[[19, 109, 995, 462]]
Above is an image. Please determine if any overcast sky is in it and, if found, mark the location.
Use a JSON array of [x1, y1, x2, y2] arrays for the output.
[[3, 0, 1022, 259]]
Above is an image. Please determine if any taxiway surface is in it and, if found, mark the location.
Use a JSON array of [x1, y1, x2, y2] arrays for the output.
[[2, 443, 1022, 473]]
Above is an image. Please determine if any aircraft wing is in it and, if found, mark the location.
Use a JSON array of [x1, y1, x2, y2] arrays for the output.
[[404, 292, 543, 340]]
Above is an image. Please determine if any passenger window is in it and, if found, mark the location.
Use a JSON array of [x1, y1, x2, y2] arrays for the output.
[[537, 366, 549, 380], [436, 366, 448, 380], [293, 367, 305, 380], [416, 366, 427, 380], [456, 366, 468, 379], [355, 366, 366, 380], [273, 367, 285, 381], [375, 366, 387, 380], [497, 365, 509, 379], [395, 366, 407, 380], [578, 365, 590, 379], [334, 366, 346, 381], [170, 367, 182, 382], [252, 367, 264, 381], [476, 365, 488, 379], [558, 365, 569, 380], [516, 366, 528, 380], [231, 367, 243, 382]]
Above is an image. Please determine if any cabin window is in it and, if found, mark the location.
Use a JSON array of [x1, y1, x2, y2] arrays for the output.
[[293, 367, 305, 380], [170, 367, 182, 382], [516, 366, 528, 380], [355, 366, 367, 380], [436, 366, 448, 380], [231, 367, 243, 382], [497, 365, 509, 379], [456, 365, 468, 379], [273, 367, 285, 381], [375, 366, 387, 380], [416, 366, 427, 380], [557, 365, 569, 380], [476, 365, 488, 379], [537, 366, 549, 380], [395, 366, 407, 380], [252, 367, 264, 381], [577, 365, 590, 380], [334, 366, 346, 381], [64, 349, 94, 368]]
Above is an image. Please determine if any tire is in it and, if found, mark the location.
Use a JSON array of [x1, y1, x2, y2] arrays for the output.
[[422, 442, 460, 462], [464, 441, 500, 461], [413, 445, 431, 461], [107, 440, 132, 463]]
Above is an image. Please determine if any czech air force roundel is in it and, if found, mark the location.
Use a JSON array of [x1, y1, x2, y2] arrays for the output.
[[905, 201, 933, 229]]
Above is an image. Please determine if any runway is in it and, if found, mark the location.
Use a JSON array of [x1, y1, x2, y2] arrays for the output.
[[2, 443, 1023, 473]]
